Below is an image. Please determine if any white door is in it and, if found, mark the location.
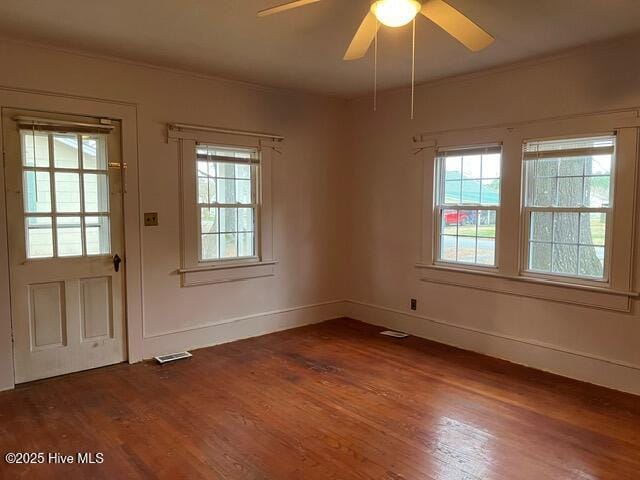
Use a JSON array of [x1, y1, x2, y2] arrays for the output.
[[3, 110, 126, 383]]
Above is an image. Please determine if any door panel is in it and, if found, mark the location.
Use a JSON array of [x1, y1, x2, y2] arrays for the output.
[[4, 109, 126, 383]]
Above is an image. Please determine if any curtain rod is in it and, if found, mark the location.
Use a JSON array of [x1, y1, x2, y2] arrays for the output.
[[168, 123, 284, 142], [14, 115, 115, 131]]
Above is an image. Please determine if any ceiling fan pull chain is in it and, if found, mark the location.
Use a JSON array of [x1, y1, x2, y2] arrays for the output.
[[411, 17, 416, 120], [374, 23, 378, 112]]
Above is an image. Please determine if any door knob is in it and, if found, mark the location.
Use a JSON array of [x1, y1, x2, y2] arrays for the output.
[[113, 254, 122, 272]]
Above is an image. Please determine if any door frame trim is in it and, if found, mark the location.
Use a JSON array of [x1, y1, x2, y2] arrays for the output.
[[0, 88, 143, 390]]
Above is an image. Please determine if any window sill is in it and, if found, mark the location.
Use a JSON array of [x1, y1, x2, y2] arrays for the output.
[[415, 263, 637, 311], [179, 260, 277, 287]]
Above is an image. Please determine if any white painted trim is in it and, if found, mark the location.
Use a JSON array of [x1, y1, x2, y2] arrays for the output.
[[143, 300, 347, 359], [144, 300, 344, 338], [0, 88, 144, 390], [344, 300, 640, 395]]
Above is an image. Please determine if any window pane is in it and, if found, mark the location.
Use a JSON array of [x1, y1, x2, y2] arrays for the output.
[[552, 244, 578, 275], [83, 173, 109, 213], [236, 179, 252, 204], [588, 155, 611, 175], [201, 208, 219, 233], [578, 246, 605, 278], [54, 172, 81, 213], [462, 155, 481, 179], [53, 134, 79, 169], [476, 238, 495, 265], [444, 157, 461, 180], [461, 180, 481, 204], [26, 216, 53, 258], [529, 242, 551, 272], [217, 163, 236, 178], [584, 176, 610, 207], [201, 234, 219, 260], [534, 158, 558, 177], [444, 181, 461, 204], [480, 179, 500, 205], [553, 213, 579, 244], [558, 157, 584, 176], [457, 237, 477, 263], [217, 179, 236, 203], [532, 177, 556, 206], [85, 216, 110, 255], [477, 211, 496, 238], [441, 209, 459, 235], [481, 154, 501, 179], [556, 176, 583, 207], [82, 135, 107, 170], [220, 233, 238, 258], [219, 208, 237, 233], [56, 216, 82, 257], [236, 164, 251, 180], [23, 171, 51, 213], [238, 208, 254, 232], [530, 212, 552, 242], [22, 131, 49, 167], [579, 213, 606, 246], [238, 232, 254, 257], [440, 235, 457, 261]]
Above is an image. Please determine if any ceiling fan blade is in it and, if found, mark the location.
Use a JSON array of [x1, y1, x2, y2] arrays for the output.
[[420, 0, 494, 52], [343, 12, 380, 61], [258, 0, 322, 17]]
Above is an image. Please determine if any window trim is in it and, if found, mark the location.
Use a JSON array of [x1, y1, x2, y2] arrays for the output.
[[519, 133, 617, 285], [433, 144, 502, 269], [175, 129, 277, 287], [416, 108, 640, 312]]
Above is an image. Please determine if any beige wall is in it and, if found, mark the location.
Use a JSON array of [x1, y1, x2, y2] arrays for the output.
[[0, 40, 350, 390], [1, 34, 640, 393], [345, 35, 640, 393]]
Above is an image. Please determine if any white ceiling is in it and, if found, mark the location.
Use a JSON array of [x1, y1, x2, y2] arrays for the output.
[[0, 0, 639, 97]]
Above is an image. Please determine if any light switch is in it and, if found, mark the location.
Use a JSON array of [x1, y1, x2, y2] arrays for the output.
[[144, 212, 158, 226]]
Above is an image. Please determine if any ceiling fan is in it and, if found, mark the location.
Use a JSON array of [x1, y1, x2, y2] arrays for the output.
[[257, 0, 494, 60]]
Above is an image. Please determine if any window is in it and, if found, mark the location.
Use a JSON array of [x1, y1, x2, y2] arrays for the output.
[[196, 144, 258, 262], [21, 130, 111, 259], [522, 135, 614, 280], [435, 146, 501, 266]]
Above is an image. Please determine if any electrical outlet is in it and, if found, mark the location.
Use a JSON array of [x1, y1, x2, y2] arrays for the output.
[[410, 298, 417, 311], [144, 212, 158, 226]]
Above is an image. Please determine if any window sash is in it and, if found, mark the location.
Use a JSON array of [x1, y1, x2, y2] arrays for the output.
[[522, 206, 612, 281], [195, 145, 260, 263]]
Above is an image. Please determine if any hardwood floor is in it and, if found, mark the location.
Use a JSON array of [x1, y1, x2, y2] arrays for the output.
[[1, 318, 639, 479]]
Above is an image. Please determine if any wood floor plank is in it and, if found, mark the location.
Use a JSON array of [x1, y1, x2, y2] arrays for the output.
[[1, 318, 639, 479]]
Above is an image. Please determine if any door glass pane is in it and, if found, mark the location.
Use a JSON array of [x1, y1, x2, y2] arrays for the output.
[[82, 135, 107, 170], [22, 131, 49, 167], [53, 134, 79, 169], [83, 173, 109, 213], [56, 216, 82, 257], [54, 172, 81, 213], [26, 216, 53, 258], [85, 216, 110, 255], [23, 171, 52, 213]]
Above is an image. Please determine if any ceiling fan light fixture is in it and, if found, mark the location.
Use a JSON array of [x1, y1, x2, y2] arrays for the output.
[[370, 0, 421, 28]]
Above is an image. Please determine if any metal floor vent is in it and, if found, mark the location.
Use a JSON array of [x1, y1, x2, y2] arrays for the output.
[[155, 351, 192, 364], [380, 330, 410, 339]]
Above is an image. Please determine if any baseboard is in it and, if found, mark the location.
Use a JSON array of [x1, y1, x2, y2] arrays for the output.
[[142, 300, 347, 359], [344, 300, 640, 396]]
